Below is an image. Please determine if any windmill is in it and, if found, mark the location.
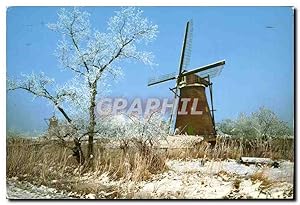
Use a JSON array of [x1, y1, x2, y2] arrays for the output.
[[148, 20, 225, 141]]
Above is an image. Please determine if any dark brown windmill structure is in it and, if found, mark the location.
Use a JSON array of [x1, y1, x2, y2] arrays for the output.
[[148, 20, 225, 143]]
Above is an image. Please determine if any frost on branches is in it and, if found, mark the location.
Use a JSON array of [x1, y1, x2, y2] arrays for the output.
[[7, 7, 159, 165], [217, 107, 293, 139]]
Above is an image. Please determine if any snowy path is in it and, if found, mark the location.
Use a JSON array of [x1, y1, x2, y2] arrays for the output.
[[6, 179, 74, 199]]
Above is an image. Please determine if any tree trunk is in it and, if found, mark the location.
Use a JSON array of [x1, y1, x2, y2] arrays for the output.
[[72, 138, 85, 165], [87, 81, 97, 167]]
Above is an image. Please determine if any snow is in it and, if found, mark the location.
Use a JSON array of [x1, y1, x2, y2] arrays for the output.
[[265, 161, 294, 183], [133, 159, 294, 199], [159, 135, 204, 149], [167, 159, 259, 176], [6, 179, 73, 199], [6, 159, 294, 199], [85, 193, 96, 199], [136, 173, 233, 199]]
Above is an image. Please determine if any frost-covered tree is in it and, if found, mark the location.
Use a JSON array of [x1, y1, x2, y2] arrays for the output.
[[7, 7, 158, 166], [217, 107, 293, 139], [250, 107, 293, 138], [103, 112, 169, 156]]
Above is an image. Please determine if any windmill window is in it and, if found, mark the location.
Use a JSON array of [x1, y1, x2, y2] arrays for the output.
[[180, 76, 187, 84]]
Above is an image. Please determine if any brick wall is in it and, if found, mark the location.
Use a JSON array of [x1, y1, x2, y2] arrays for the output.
[[175, 74, 215, 138]]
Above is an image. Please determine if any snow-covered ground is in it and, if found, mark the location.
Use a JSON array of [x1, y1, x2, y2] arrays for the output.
[[167, 159, 294, 183], [6, 179, 73, 199], [132, 159, 293, 199], [7, 159, 294, 199]]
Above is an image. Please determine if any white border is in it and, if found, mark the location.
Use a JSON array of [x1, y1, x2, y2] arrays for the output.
[[1, 0, 298, 204]]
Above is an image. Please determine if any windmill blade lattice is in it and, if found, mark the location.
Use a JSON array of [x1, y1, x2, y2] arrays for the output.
[[148, 72, 177, 86], [198, 64, 224, 79], [181, 20, 193, 73]]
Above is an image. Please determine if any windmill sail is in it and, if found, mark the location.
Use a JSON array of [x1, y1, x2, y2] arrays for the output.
[[147, 20, 194, 87], [198, 64, 224, 78], [178, 20, 193, 76], [169, 20, 194, 134], [181, 60, 225, 78], [181, 20, 193, 73], [148, 72, 177, 86]]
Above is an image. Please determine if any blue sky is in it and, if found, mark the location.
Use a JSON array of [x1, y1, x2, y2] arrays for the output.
[[6, 6, 294, 134]]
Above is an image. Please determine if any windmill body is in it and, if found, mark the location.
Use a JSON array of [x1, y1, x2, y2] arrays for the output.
[[175, 74, 215, 139], [148, 20, 225, 142]]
